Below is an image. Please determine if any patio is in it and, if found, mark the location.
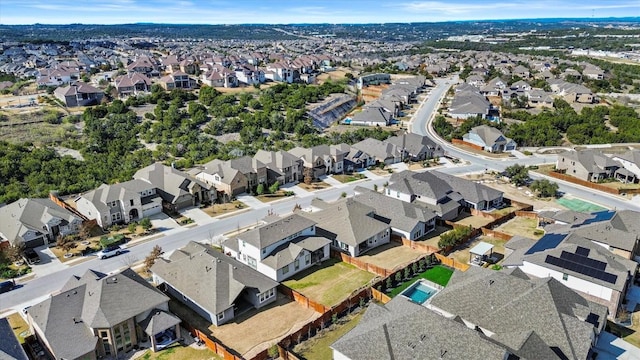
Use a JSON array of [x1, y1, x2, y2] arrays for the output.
[[449, 236, 510, 266]]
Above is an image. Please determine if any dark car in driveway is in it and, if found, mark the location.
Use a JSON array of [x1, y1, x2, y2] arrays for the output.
[[0, 280, 16, 294], [23, 248, 41, 265]]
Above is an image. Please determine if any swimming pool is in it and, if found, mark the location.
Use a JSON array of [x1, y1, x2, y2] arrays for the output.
[[401, 281, 438, 304]]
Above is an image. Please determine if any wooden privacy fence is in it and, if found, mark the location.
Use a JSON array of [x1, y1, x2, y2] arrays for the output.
[[371, 286, 391, 304], [452, 138, 484, 151], [330, 249, 391, 277], [391, 235, 439, 254], [434, 252, 470, 272], [278, 285, 329, 314], [547, 171, 619, 195], [515, 210, 539, 219], [182, 322, 243, 360], [480, 228, 513, 241]]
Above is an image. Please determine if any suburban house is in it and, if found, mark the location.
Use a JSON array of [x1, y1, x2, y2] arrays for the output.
[[227, 156, 268, 190], [133, 163, 212, 212], [27, 268, 181, 359], [463, 125, 517, 153], [612, 150, 640, 183], [127, 56, 159, 76], [527, 89, 554, 108], [151, 241, 278, 326], [0, 317, 29, 360], [583, 65, 605, 80], [351, 138, 403, 165], [556, 149, 620, 182], [54, 82, 104, 107], [265, 62, 295, 83], [387, 170, 504, 218], [332, 267, 607, 360], [354, 187, 437, 241], [332, 143, 376, 172], [301, 198, 391, 257], [503, 232, 637, 318], [158, 71, 192, 90], [253, 150, 303, 185], [75, 179, 163, 229], [223, 214, 331, 281], [448, 90, 491, 120], [348, 107, 393, 127], [0, 198, 83, 248], [191, 159, 249, 202], [385, 132, 444, 161], [201, 67, 238, 88], [114, 72, 152, 97], [357, 73, 391, 89], [288, 145, 344, 179], [549, 80, 595, 104]]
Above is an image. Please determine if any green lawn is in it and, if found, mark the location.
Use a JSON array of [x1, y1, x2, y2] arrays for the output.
[[7, 313, 29, 344], [283, 259, 376, 307], [333, 174, 366, 183], [138, 343, 220, 360], [388, 265, 453, 298], [294, 311, 364, 360]]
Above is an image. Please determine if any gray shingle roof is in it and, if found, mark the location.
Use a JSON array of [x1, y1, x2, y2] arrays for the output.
[[429, 267, 607, 360], [238, 214, 316, 250], [29, 268, 167, 359], [353, 186, 437, 234], [301, 198, 389, 247], [134, 163, 209, 203], [138, 309, 181, 336], [261, 236, 331, 270], [0, 317, 28, 360], [151, 242, 277, 315], [331, 296, 508, 360]]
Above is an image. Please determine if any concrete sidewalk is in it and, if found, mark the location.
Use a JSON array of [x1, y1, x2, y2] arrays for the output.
[[595, 331, 640, 360], [236, 194, 269, 210]]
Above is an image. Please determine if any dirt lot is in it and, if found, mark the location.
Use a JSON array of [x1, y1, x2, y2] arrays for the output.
[[316, 69, 349, 85], [415, 225, 453, 249], [496, 217, 543, 239], [449, 235, 510, 265], [201, 201, 248, 218], [170, 295, 319, 360], [298, 181, 332, 191], [358, 242, 430, 271], [453, 212, 494, 228]]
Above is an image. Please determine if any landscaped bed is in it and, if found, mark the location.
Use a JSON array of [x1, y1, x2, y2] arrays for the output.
[[256, 190, 295, 203], [283, 259, 376, 307], [297, 181, 332, 191], [388, 265, 453, 298], [201, 200, 248, 217], [332, 173, 366, 183], [293, 310, 365, 360], [7, 312, 29, 344]]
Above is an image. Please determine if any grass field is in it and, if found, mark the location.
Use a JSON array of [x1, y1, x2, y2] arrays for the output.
[[496, 217, 544, 239], [294, 310, 364, 360], [7, 312, 29, 344], [555, 197, 606, 213], [333, 174, 366, 183], [283, 259, 376, 307], [137, 343, 220, 360], [389, 265, 453, 298]]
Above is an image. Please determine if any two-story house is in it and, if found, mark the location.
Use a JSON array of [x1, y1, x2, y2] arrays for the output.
[[0, 198, 84, 248], [463, 125, 517, 153], [152, 241, 278, 326], [75, 179, 162, 229], [159, 71, 191, 90], [54, 82, 104, 107], [385, 132, 445, 161], [301, 198, 391, 257], [27, 268, 181, 359], [191, 159, 248, 203], [288, 145, 344, 179], [223, 214, 331, 281], [114, 72, 152, 97], [253, 150, 303, 185], [133, 163, 213, 212], [556, 149, 620, 182]]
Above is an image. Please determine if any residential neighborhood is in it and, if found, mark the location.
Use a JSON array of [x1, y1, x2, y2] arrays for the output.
[[2, 13, 640, 360]]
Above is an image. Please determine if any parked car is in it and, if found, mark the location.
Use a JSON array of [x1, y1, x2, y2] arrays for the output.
[[0, 280, 16, 294], [23, 248, 41, 265], [96, 245, 122, 260]]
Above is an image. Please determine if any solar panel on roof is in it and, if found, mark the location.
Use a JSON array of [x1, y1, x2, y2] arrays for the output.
[[560, 251, 607, 271], [525, 233, 566, 255], [544, 255, 618, 285], [581, 210, 616, 226], [576, 246, 590, 257]]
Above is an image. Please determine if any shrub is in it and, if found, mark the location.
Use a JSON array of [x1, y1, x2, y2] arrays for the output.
[[386, 277, 393, 290], [438, 226, 473, 249], [99, 233, 125, 248]]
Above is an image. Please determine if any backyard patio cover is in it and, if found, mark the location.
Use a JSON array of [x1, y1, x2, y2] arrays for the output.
[[470, 242, 494, 257]]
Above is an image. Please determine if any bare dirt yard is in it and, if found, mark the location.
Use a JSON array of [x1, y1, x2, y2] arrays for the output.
[[358, 242, 430, 271], [453, 212, 494, 228], [169, 294, 319, 360], [449, 235, 510, 265], [415, 225, 453, 250], [495, 217, 544, 239]]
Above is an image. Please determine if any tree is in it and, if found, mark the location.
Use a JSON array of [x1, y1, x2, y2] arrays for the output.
[[56, 235, 75, 254], [530, 179, 559, 198], [143, 245, 163, 272], [303, 167, 313, 185], [268, 181, 280, 194], [127, 222, 137, 234], [78, 221, 94, 240], [256, 183, 265, 195], [140, 217, 152, 232], [438, 227, 473, 249], [5, 244, 25, 263], [505, 164, 529, 186]]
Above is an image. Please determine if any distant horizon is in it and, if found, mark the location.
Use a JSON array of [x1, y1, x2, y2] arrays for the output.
[[1, 0, 639, 26]]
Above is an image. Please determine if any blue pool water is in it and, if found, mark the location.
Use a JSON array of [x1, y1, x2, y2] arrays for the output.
[[402, 282, 437, 304]]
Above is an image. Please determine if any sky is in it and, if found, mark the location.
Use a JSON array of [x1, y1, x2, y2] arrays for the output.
[[0, 0, 639, 25]]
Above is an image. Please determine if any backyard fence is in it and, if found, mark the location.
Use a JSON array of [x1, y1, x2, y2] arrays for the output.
[[182, 322, 243, 360], [278, 285, 329, 314], [433, 252, 470, 272], [514, 210, 539, 219], [371, 287, 391, 304], [451, 138, 484, 151], [547, 171, 621, 195], [391, 235, 439, 254], [330, 249, 391, 277], [480, 228, 513, 241]]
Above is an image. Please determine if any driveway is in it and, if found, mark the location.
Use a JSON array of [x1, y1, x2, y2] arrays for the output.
[[148, 212, 180, 232], [179, 206, 213, 225], [595, 331, 640, 360], [282, 182, 312, 197], [27, 246, 68, 278], [322, 175, 348, 188], [236, 194, 269, 210]]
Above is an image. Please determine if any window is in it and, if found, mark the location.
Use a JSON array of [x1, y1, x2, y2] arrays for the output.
[[305, 254, 311, 264], [123, 323, 131, 347], [217, 312, 224, 321], [294, 259, 300, 270], [247, 256, 257, 270], [259, 288, 276, 303], [130, 199, 134, 206], [282, 265, 289, 275], [100, 331, 109, 338], [563, 273, 568, 281]]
